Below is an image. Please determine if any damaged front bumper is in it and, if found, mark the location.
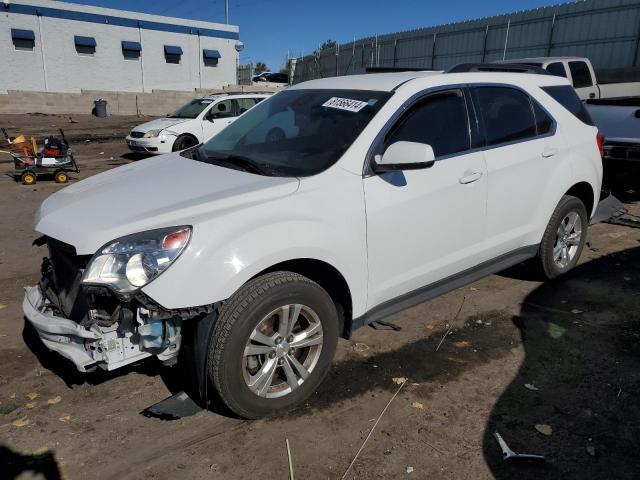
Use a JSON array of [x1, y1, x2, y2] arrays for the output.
[[23, 284, 182, 372]]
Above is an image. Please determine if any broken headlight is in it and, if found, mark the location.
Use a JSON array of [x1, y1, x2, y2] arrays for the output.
[[82, 226, 191, 293]]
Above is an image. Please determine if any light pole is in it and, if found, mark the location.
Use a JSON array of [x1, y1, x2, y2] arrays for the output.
[[225, 0, 229, 24]]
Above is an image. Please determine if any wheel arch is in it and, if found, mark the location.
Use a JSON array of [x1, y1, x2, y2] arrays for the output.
[[172, 132, 200, 150], [565, 181, 596, 218], [251, 258, 354, 339]]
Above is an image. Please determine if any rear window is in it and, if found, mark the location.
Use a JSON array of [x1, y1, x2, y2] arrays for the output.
[[568, 61, 593, 88], [546, 62, 567, 78], [541, 85, 595, 126]]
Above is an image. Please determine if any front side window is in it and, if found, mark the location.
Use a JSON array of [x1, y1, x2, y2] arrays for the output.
[[200, 89, 391, 177], [546, 62, 567, 78], [208, 99, 235, 119], [568, 61, 593, 88], [474, 87, 537, 146], [384, 90, 470, 158]]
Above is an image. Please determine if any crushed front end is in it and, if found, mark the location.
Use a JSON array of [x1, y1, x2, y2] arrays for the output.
[[23, 233, 209, 372]]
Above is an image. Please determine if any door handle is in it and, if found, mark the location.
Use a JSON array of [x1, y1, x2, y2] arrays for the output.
[[459, 171, 483, 184], [589, 92, 596, 99], [542, 147, 558, 158]]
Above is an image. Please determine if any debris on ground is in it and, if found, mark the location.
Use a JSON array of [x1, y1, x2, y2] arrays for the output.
[[586, 445, 596, 456], [370, 320, 402, 331], [13, 417, 30, 427], [411, 401, 424, 410], [353, 343, 369, 353], [494, 431, 545, 463], [47, 395, 62, 405], [393, 377, 407, 385], [286, 438, 294, 480], [0, 303, 6, 309], [406, 466, 414, 473], [25, 402, 37, 409], [140, 391, 202, 420], [59, 415, 71, 423], [454, 341, 471, 348], [571, 309, 584, 314], [535, 424, 553, 436], [26, 392, 38, 401], [524, 383, 539, 391]]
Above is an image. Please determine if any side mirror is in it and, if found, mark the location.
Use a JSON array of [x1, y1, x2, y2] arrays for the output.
[[372, 141, 436, 173]]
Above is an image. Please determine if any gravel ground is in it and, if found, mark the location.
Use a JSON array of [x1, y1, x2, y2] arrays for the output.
[[0, 114, 638, 480]]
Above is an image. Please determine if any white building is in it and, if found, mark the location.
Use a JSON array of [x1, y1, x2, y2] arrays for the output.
[[0, 0, 241, 93]]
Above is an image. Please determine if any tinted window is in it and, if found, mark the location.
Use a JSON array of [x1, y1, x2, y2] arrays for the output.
[[546, 62, 567, 78], [568, 61, 593, 88], [474, 87, 536, 146], [532, 102, 553, 135], [542, 85, 595, 126], [385, 91, 470, 158]]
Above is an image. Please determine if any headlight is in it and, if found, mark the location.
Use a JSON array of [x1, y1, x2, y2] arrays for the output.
[[143, 129, 163, 138], [82, 226, 191, 293]]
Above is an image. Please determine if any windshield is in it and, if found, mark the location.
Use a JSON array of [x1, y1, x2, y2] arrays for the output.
[[199, 89, 392, 176], [169, 99, 215, 119]]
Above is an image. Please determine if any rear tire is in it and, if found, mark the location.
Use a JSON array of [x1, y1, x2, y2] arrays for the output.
[[207, 271, 338, 419], [538, 195, 588, 279], [54, 170, 69, 183], [172, 135, 198, 152]]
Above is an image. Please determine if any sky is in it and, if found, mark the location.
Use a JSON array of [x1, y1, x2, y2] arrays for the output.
[[64, 0, 562, 71]]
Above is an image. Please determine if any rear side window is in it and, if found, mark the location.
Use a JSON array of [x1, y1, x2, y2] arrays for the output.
[[568, 61, 593, 88], [532, 102, 553, 135], [237, 98, 257, 114], [474, 87, 537, 146], [546, 62, 567, 78], [385, 90, 470, 158], [542, 85, 595, 126]]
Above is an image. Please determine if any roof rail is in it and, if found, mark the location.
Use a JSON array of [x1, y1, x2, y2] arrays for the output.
[[204, 90, 277, 97], [446, 63, 551, 75], [365, 67, 438, 73]]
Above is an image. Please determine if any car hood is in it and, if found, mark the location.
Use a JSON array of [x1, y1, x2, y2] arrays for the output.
[[36, 152, 300, 254], [131, 117, 191, 133]]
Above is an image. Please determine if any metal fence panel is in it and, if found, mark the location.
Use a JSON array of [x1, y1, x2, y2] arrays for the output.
[[292, 0, 640, 83]]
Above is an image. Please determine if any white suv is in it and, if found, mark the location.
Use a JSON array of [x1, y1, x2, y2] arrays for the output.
[[24, 68, 602, 418], [125, 93, 270, 154]]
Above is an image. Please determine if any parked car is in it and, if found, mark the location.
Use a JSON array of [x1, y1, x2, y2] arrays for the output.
[[586, 97, 640, 170], [25, 68, 602, 418], [125, 93, 271, 154], [496, 57, 640, 100]]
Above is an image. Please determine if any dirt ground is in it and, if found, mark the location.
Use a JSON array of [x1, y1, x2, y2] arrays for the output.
[[0, 114, 639, 480]]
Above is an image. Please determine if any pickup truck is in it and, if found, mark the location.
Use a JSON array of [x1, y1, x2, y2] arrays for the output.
[[496, 56, 640, 100], [586, 97, 640, 168]]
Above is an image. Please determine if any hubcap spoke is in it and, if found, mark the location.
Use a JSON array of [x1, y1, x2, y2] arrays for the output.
[[286, 353, 310, 380], [567, 233, 581, 246], [282, 357, 300, 390], [249, 358, 278, 396], [244, 344, 274, 357], [278, 304, 302, 338], [250, 330, 276, 347], [290, 322, 323, 348]]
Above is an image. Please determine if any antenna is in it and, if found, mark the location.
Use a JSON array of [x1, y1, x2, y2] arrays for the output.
[[224, 0, 229, 24]]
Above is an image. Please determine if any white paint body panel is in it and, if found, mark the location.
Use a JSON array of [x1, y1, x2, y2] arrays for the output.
[[35, 71, 602, 318]]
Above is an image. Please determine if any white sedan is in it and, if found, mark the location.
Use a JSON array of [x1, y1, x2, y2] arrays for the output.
[[125, 92, 271, 154]]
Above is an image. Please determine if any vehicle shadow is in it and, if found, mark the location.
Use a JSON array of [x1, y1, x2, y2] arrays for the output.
[[481, 246, 640, 479], [120, 152, 152, 161], [0, 445, 62, 479]]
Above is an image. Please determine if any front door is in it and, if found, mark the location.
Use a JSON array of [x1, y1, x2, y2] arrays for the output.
[[202, 99, 237, 142], [364, 89, 488, 309]]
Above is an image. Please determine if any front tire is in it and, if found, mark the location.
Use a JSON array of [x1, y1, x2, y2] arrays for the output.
[[172, 135, 198, 152], [538, 195, 588, 279], [208, 272, 338, 419]]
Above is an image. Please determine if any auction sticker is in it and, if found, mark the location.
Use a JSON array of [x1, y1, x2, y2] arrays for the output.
[[322, 97, 369, 112]]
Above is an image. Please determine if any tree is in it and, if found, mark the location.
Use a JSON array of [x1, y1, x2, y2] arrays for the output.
[[320, 40, 337, 51], [254, 62, 268, 74]]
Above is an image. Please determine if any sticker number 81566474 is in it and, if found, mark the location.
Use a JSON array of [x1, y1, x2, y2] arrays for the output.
[[322, 97, 369, 113]]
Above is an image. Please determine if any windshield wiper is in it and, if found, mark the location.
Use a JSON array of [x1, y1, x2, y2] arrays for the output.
[[206, 153, 271, 175]]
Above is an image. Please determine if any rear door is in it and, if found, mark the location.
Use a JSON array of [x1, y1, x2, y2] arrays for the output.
[[364, 88, 488, 308], [568, 60, 598, 100], [472, 85, 565, 257]]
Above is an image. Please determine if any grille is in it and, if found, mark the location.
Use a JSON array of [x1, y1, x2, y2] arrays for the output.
[[46, 237, 91, 321], [130, 131, 145, 138]]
